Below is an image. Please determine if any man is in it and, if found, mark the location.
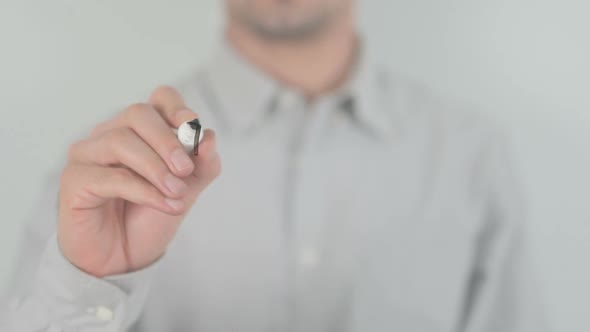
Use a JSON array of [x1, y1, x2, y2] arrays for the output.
[[3, 0, 548, 331]]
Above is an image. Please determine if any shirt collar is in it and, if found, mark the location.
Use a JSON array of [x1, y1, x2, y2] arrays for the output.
[[329, 39, 397, 140], [201, 39, 278, 133], [201, 37, 396, 139]]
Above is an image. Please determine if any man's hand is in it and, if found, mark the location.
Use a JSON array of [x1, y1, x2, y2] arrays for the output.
[[58, 86, 221, 277]]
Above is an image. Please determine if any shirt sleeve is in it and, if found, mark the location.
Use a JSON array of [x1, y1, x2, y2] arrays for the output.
[[1, 172, 158, 332], [459, 128, 551, 332]]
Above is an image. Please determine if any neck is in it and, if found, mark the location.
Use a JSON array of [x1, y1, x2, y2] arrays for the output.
[[225, 8, 358, 99]]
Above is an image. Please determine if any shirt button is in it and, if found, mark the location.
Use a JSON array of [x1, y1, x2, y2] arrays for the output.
[[299, 247, 320, 268], [87, 305, 114, 321]]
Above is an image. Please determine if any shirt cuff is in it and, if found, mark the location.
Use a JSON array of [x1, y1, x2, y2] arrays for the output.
[[31, 233, 160, 330]]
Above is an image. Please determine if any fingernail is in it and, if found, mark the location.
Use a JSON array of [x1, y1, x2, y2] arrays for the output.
[[171, 148, 193, 173], [165, 198, 185, 211], [164, 173, 188, 195], [175, 108, 197, 122]]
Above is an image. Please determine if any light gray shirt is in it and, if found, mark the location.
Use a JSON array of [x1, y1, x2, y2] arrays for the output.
[[2, 41, 548, 332]]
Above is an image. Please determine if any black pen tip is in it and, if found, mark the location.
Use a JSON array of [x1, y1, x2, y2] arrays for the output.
[[187, 118, 201, 130]]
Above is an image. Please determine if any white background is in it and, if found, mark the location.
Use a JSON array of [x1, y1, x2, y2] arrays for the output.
[[0, 1, 588, 331]]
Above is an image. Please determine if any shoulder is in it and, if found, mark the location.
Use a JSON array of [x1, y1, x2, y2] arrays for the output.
[[376, 66, 509, 150], [377, 68, 524, 205]]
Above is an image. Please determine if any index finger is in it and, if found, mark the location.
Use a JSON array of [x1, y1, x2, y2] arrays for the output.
[[149, 85, 199, 127]]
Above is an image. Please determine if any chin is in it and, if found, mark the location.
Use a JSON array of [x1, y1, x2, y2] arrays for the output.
[[230, 0, 345, 40]]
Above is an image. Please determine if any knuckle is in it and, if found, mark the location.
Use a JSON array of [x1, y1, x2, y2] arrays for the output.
[[148, 161, 170, 183], [149, 85, 178, 103], [97, 129, 133, 164], [59, 164, 87, 204], [89, 122, 108, 137], [105, 127, 134, 145], [108, 167, 133, 184], [124, 102, 152, 121], [66, 140, 83, 162]]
